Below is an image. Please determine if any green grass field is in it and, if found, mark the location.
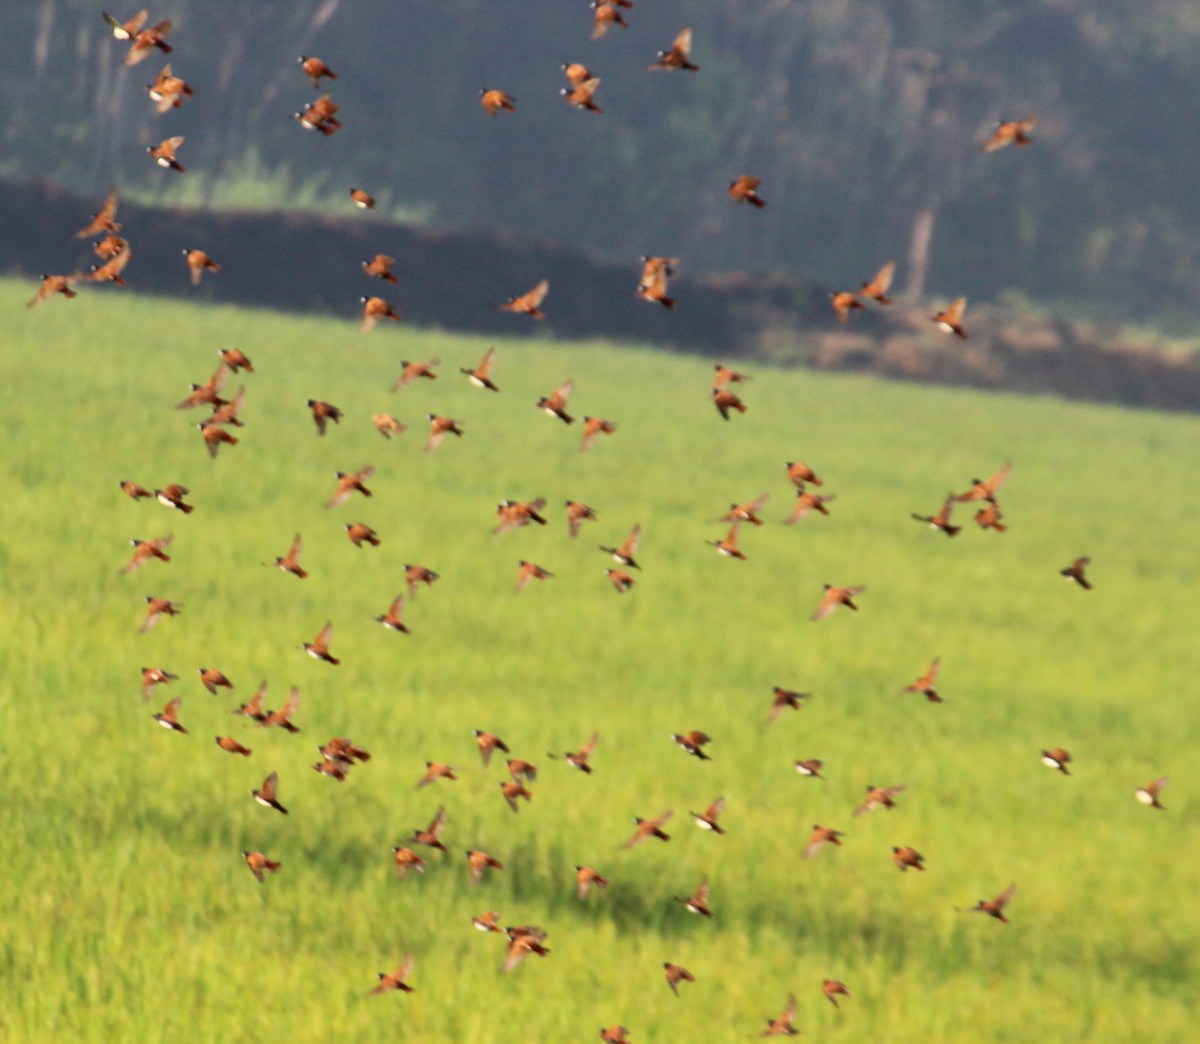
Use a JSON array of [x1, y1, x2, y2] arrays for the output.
[[2, 278, 1197, 1042]]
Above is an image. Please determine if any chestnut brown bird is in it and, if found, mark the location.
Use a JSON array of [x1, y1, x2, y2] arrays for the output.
[[912, 496, 960, 536], [830, 291, 866, 323], [140, 666, 177, 702], [675, 876, 712, 918], [970, 882, 1017, 923], [153, 695, 187, 733], [115, 13, 172, 65], [177, 363, 229, 410], [621, 809, 673, 848], [243, 850, 280, 883], [720, 492, 770, 527], [672, 730, 711, 761], [591, 1, 628, 40], [550, 731, 597, 774], [198, 667, 232, 695], [154, 484, 194, 513], [252, 771, 288, 814], [974, 503, 1007, 532], [983, 117, 1037, 152], [345, 523, 380, 548], [93, 233, 128, 261], [562, 62, 594, 86], [216, 735, 251, 757], [146, 65, 193, 113], [860, 260, 896, 304], [803, 824, 844, 859], [1041, 748, 1071, 775], [503, 929, 550, 972], [515, 560, 553, 593], [853, 784, 906, 817], [362, 254, 398, 284], [712, 364, 750, 389], [507, 758, 538, 784], [85, 242, 132, 286], [494, 498, 548, 534], [931, 297, 968, 338], [480, 88, 516, 116], [822, 980, 852, 1008], [120, 480, 152, 501], [325, 465, 374, 507], [562, 77, 603, 113], [375, 594, 410, 634], [768, 687, 809, 724], [580, 416, 617, 452], [706, 523, 746, 560], [298, 55, 337, 88], [76, 187, 120, 239], [320, 736, 370, 765], [1136, 776, 1168, 809], [230, 682, 267, 722], [392, 359, 439, 389], [536, 379, 574, 423], [462, 347, 499, 391], [566, 500, 598, 538], [140, 596, 181, 632], [892, 846, 925, 872], [689, 797, 726, 835], [599, 524, 641, 569], [466, 849, 503, 885], [600, 1026, 631, 1044], [902, 658, 943, 703], [302, 622, 339, 664], [360, 295, 400, 333], [182, 249, 218, 286], [794, 759, 825, 779], [576, 865, 609, 900], [369, 954, 415, 995], [412, 805, 448, 852], [785, 461, 822, 489], [637, 255, 676, 308], [220, 347, 254, 372], [310, 757, 340, 780], [728, 175, 766, 208], [811, 584, 864, 621], [417, 762, 457, 788], [663, 963, 694, 996], [26, 273, 79, 307], [1060, 557, 1092, 590], [349, 187, 376, 209], [372, 413, 406, 439], [762, 993, 800, 1037], [294, 94, 341, 134], [392, 847, 426, 879], [712, 386, 747, 420], [474, 729, 510, 767], [406, 565, 440, 599], [197, 419, 238, 459], [102, 9, 150, 41], [147, 135, 185, 171], [206, 389, 244, 430], [425, 414, 464, 451], [498, 278, 549, 318], [306, 399, 342, 436], [261, 687, 301, 733], [119, 534, 172, 574], [500, 780, 533, 812], [606, 568, 636, 593], [649, 26, 698, 71], [275, 534, 307, 579], [955, 462, 1012, 503], [472, 910, 501, 932]]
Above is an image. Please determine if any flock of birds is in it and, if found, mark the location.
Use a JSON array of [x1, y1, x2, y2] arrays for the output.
[[23, 5, 1175, 1040]]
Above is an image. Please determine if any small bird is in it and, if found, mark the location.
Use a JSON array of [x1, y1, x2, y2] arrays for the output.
[[360, 296, 401, 333], [307, 399, 343, 436], [803, 824, 844, 859], [712, 386, 747, 420], [294, 94, 341, 134], [537, 379, 574, 423], [767, 687, 809, 724], [762, 993, 800, 1037], [345, 522, 381, 548], [261, 688, 301, 732], [822, 980, 852, 1008], [183, 248, 219, 286], [860, 260, 896, 304], [549, 731, 597, 774], [622, 810, 673, 848], [406, 565, 440, 599], [562, 77, 603, 113], [417, 762, 457, 788], [274, 534, 308, 579], [220, 348, 254, 372], [649, 26, 698, 71], [983, 117, 1038, 152], [198, 667, 233, 695], [147, 135, 186, 171], [26, 273, 79, 307], [154, 484, 194, 513], [75, 187, 120, 239], [215, 735, 252, 757], [663, 963, 694, 996], [498, 278, 549, 318], [392, 359, 439, 389], [606, 568, 636, 593], [119, 534, 173, 574], [794, 759, 825, 779], [785, 461, 822, 489], [375, 594, 410, 634], [85, 242, 132, 286], [706, 523, 746, 559], [566, 501, 598, 538], [101, 9, 151, 42], [425, 414, 464, 451], [970, 883, 1017, 923], [349, 187, 376, 209], [320, 737, 370, 765], [637, 256, 677, 308], [362, 254, 398, 284], [392, 848, 426, 879], [325, 465, 374, 507], [500, 780, 533, 812], [120, 481, 152, 502], [198, 422, 238, 459], [480, 88, 516, 116], [591, 1, 629, 40], [243, 850, 280, 883], [576, 865, 608, 900], [507, 759, 538, 784], [712, 364, 750, 389], [902, 659, 943, 703], [675, 876, 713, 918], [372, 413, 406, 439], [892, 846, 926, 872], [152, 695, 187, 733], [140, 596, 181, 632], [515, 560, 553, 593], [931, 297, 969, 338], [853, 784, 906, 817], [494, 498, 548, 534], [672, 730, 712, 761], [561, 62, 594, 86], [252, 771, 288, 814], [461, 347, 499, 391], [471, 910, 501, 932], [298, 55, 337, 88], [974, 503, 1007, 532], [369, 954, 415, 995], [811, 584, 865, 621], [1060, 557, 1092, 590], [912, 496, 960, 536], [689, 797, 726, 835], [600, 1026, 631, 1044], [93, 233, 128, 261], [140, 666, 177, 702], [177, 363, 230, 410], [728, 175, 766, 208], [830, 291, 866, 323], [1041, 748, 1072, 775], [230, 682, 268, 722], [302, 622, 339, 664], [412, 805, 448, 852], [720, 492, 770, 527], [146, 65, 193, 113], [1136, 776, 1168, 810], [503, 929, 550, 972], [474, 729, 510, 767], [466, 849, 503, 885], [599, 524, 642, 569], [955, 462, 1012, 503], [114, 13, 172, 65], [312, 756, 348, 781], [580, 416, 617, 453]]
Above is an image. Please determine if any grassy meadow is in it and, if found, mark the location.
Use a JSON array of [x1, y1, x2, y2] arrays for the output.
[[1, 277, 1198, 1042]]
